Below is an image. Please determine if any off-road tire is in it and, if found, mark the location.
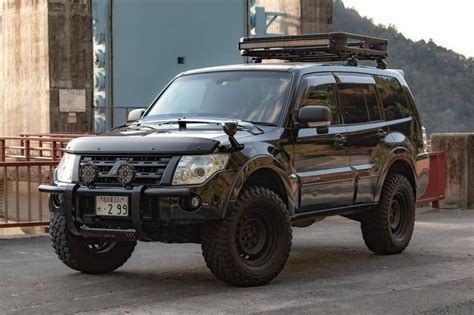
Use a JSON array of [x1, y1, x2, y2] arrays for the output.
[[361, 174, 415, 254], [50, 211, 136, 274], [201, 186, 292, 287]]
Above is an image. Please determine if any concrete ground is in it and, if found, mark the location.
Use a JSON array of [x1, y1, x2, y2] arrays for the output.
[[0, 209, 473, 314]]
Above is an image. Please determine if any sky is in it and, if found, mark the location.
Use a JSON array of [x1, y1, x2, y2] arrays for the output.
[[341, 0, 474, 58]]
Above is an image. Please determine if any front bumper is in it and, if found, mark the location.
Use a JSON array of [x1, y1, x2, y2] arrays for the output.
[[39, 180, 230, 241]]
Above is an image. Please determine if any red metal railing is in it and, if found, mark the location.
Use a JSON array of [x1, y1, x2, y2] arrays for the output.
[[0, 132, 446, 229], [0, 161, 57, 228], [0, 133, 92, 229], [418, 152, 446, 208], [0, 133, 94, 162]]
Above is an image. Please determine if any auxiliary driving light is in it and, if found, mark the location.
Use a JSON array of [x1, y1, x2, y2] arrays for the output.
[[80, 163, 97, 184], [117, 163, 135, 185]]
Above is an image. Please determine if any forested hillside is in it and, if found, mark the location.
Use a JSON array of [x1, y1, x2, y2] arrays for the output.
[[333, 0, 474, 133]]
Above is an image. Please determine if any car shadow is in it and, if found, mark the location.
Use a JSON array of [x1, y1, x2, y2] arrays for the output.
[[66, 243, 437, 292]]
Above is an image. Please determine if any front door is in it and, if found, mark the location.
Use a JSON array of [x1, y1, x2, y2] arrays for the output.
[[293, 74, 354, 212]]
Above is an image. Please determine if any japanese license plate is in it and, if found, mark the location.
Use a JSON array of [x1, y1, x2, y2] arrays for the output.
[[95, 196, 129, 217]]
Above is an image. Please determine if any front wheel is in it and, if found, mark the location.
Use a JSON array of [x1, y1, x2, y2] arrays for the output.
[[201, 186, 292, 287], [361, 174, 415, 254], [50, 211, 136, 274]]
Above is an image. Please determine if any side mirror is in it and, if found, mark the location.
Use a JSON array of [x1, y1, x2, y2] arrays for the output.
[[297, 106, 332, 128], [127, 108, 146, 123]]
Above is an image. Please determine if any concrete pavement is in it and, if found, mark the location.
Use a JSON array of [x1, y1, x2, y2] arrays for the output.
[[0, 209, 473, 314]]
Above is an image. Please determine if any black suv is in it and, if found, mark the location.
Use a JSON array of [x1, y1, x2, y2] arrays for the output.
[[40, 33, 429, 287]]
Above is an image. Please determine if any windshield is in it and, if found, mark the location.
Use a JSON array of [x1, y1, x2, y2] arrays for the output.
[[142, 71, 291, 125]]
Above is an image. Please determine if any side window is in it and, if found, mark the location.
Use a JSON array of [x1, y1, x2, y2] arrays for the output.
[[338, 84, 369, 124], [361, 84, 382, 121], [376, 76, 411, 120], [298, 76, 338, 124]]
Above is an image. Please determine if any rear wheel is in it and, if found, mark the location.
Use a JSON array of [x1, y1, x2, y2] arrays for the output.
[[201, 186, 292, 287], [50, 211, 136, 274], [361, 174, 415, 254]]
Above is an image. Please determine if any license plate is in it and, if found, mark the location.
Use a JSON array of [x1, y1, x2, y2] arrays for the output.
[[95, 196, 129, 217]]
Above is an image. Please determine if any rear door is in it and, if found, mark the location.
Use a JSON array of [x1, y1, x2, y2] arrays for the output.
[[335, 73, 388, 204], [293, 74, 353, 212]]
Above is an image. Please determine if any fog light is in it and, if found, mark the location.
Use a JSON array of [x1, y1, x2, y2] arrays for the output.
[[190, 195, 201, 209], [117, 163, 135, 185], [179, 195, 202, 211], [80, 163, 97, 184]]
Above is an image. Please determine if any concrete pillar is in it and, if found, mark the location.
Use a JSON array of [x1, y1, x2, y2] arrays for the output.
[[0, 0, 93, 136], [0, 0, 50, 136], [301, 0, 333, 33], [431, 133, 474, 209], [48, 0, 94, 133], [254, 0, 332, 36]]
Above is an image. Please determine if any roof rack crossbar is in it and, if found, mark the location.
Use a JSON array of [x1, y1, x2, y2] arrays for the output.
[[239, 32, 388, 68]]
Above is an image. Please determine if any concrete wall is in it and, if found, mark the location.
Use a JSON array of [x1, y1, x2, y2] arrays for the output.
[[48, 0, 93, 133], [301, 0, 333, 33], [255, 0, 332, 35], [0, 0, 93, 136], [256, 0, 301, 35], [431, 133, 474, 209], [0, 0, 50, 136]]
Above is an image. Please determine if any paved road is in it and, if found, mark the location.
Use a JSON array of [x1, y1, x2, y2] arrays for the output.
[[1, 209, 473, 314]]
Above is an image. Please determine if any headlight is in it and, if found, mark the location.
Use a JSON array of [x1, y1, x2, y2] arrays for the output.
[[172, 153, 230, 185], [55, 153, 76, 183]]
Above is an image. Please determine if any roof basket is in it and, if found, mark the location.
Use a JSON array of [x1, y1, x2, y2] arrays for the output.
[[239, 32, 389, 69]]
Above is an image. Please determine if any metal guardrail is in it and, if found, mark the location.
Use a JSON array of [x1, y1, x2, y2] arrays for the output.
[[418, 151, 446, 208], [0, 133, 446, 229], [0, 133, 94, 162], [0, 133, 91, 229], [0, 161, 56, 228]]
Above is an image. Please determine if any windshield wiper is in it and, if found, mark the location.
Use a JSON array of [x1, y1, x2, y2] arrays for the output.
[[244, 121, 277, 127], [138, 118, 264, 135], [130, 124, 162, 131], [111, 122, 163, 132]]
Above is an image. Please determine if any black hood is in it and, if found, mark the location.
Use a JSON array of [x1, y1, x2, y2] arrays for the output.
[[65, 127, 261, 155]]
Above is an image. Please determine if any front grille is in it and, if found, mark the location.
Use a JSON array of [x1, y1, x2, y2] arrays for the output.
[[80, 155, 172, 186]]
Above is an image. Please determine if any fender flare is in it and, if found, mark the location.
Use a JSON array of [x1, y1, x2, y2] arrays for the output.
[[374, 147, 417, 202], [223, 155, 296, 217]]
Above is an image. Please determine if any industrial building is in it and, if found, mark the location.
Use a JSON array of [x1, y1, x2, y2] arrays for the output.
[[0, 0, 332, 135]]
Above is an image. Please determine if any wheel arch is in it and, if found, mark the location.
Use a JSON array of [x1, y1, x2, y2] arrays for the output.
[[224, 156, 296, 217], [376, 157, 417, 202]]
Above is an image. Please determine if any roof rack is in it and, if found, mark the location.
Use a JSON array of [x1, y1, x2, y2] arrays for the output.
[[239, 32, 389, 69]]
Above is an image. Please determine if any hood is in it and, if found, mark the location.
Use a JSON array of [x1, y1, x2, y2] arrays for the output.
[[65, 127, 265, 155]]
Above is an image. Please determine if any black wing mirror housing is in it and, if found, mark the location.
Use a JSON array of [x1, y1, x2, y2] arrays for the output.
[[297, 106, 332, 128], [127, 108, 146, 123]]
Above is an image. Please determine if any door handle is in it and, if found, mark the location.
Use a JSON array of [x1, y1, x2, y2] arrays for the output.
[[335, 134, 347, 147], [377, 129, 387, 139]]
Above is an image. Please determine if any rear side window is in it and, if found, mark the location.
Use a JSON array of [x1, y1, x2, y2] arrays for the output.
[[376, 76, 411, 120], [338, 83, 382, 124], [362, 84, 382, 121]]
